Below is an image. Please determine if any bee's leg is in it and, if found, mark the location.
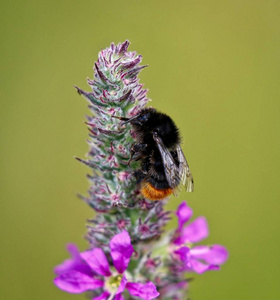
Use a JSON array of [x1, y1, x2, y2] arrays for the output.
[[132, 143, 147, 154], [127, 143, 147, 166], [133, 169, 145, 184], [133, 158, 149, 183]]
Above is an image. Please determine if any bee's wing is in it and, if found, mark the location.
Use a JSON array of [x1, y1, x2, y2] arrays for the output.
[[176, 144, 194, 192], [153, 134, 181, 190]]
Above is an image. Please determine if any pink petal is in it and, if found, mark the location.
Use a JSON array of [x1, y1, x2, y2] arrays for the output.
[[81, 248, 111, 277], [180, 216, 209, 243], [126, 281, 160, 300], [110, 231, 134, 273], [116, 275, 127, 295], [114, 295, 125, 300], [174, 246, 190, 263], [54, 244, 92, 276], [176, 201, 193, 230], [92, 291, 110, 300], [190, 245, 228, 265], [54, 270, 103, 293], [190, 258, 220, 274], [67, 243, 81, 259]]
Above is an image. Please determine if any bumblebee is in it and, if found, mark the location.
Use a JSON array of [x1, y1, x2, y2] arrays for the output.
[[115, 107, 194, 200]]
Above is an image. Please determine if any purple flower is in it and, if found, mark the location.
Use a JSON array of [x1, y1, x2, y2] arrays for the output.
[[54, 231, 159, 300], [172, 201, 228, 274]]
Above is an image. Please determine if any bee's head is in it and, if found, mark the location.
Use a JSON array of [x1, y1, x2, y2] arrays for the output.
[[120, 107, 180, 147], [136, 111, 152, 124], [127, 108, 156, 127]]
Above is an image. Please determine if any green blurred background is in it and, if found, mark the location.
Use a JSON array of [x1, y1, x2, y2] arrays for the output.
[[1, 0, 280, 299]]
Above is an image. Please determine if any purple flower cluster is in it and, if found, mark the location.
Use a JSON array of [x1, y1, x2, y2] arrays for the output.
[[54, 41, 228, 300], [54, 231, 159, 300], [170, 201, 228, 275], [54, 201, 228, 299]]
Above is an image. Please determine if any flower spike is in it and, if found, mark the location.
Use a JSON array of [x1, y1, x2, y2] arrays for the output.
[[54, 41, 228, 300]]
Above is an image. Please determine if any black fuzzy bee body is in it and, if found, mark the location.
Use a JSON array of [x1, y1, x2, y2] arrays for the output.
[[116, 107, 194, 200], [132, 108, 180, 148]]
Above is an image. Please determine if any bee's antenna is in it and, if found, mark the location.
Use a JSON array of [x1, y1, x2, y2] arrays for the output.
[[120, 114, 140, 126], [111, 115, 129, 121], [112, 114, 141, 127]]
